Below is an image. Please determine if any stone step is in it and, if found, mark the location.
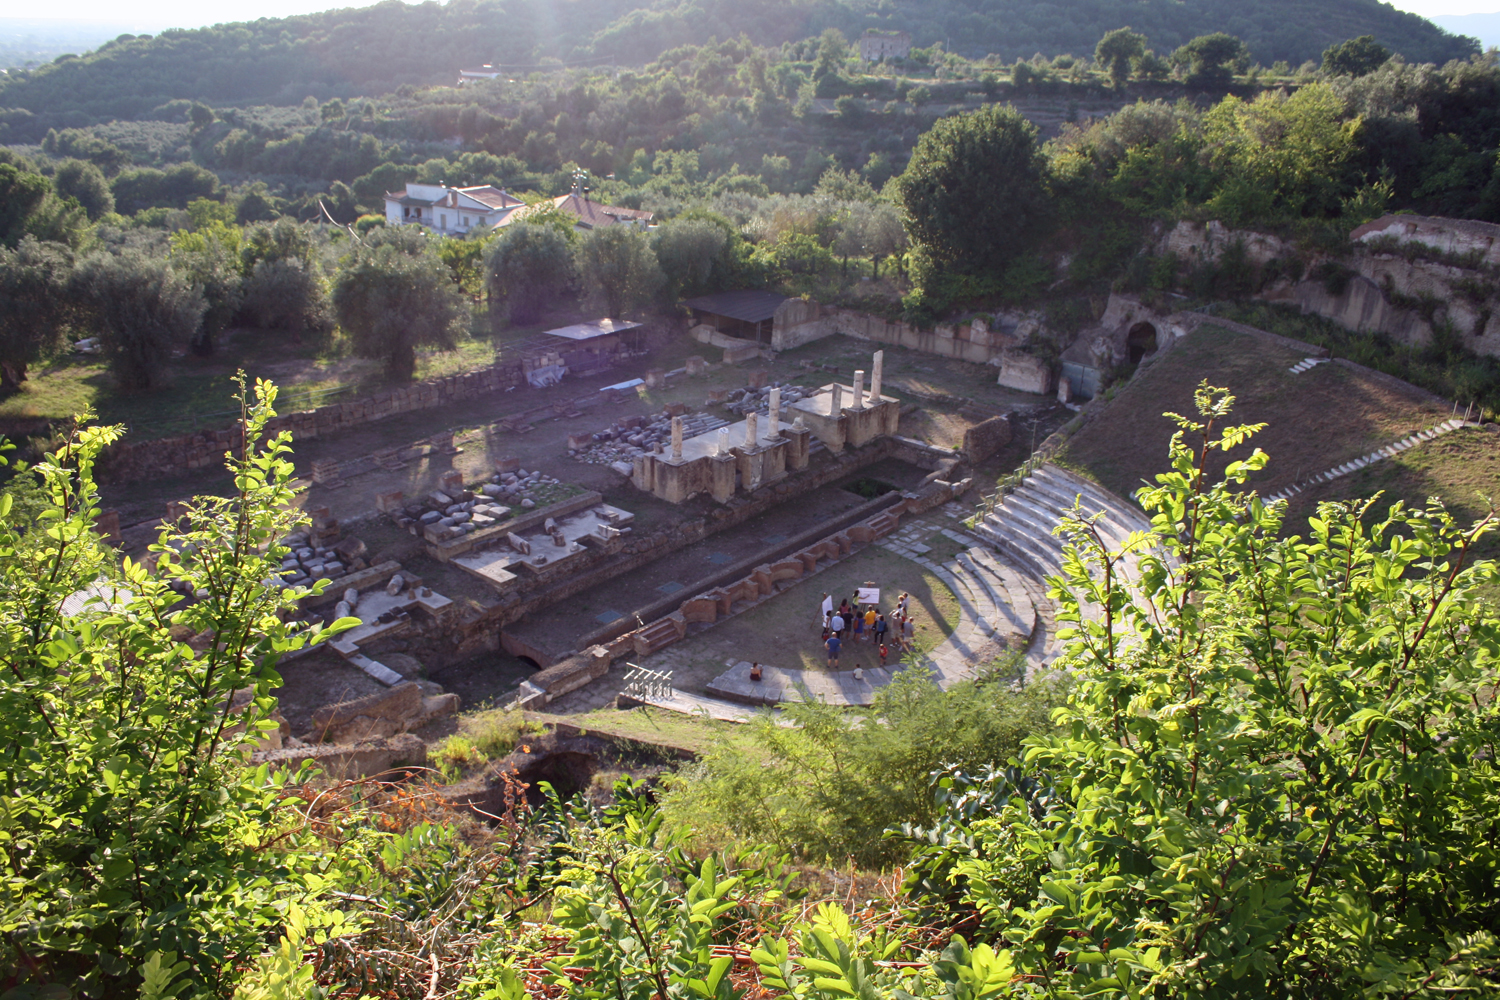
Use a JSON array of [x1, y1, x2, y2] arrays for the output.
[[955, 550, 1036, 641], [1013, 484, 1137, 551], [1033, 466, 1151, 534], [991, 495, 1067, 552], [978, 518, 1062, 581]]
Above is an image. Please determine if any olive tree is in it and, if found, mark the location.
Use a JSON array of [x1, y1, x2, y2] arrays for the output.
[[332, 241, 466, 380], [1094, 27, 1148, 88], [0, 237, 73, 388], [484, 221, 575, 326], [576, 225, 664, 318], [52, 159, 114, 219], [73, 250, 204, 392], [651, 217, 729, 300]]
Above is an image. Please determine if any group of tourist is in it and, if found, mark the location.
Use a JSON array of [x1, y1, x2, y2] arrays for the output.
[[820, 590, 916, 669]]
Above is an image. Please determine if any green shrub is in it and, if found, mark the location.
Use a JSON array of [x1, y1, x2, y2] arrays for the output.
[[660, 666, 1061, 866]]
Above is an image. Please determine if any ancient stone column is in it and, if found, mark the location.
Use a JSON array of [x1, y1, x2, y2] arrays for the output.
[[717, 427, 731, 456], [829, 383, 843, 415], [870, 350, 884, 404], [671, 416, 684, 460], [852, 370, 865, 410], [745, 411, 758, 448], [768, 387, 781, 438]]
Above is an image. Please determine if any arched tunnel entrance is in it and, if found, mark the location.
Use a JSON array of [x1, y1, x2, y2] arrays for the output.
[[1127, 322, 1159, 364]]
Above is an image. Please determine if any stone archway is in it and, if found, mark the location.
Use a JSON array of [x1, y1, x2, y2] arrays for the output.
[[1127, 321, 1159, 364]]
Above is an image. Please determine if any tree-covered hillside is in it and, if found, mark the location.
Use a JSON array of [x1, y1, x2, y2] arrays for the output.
[[0, 0, 1475, 126]]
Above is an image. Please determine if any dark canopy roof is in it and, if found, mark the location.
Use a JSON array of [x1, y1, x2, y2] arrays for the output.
[[681, 290, 787, 325]]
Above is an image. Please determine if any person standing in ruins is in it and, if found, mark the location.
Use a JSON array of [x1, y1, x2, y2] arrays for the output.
[[825, 632, 841, 668], [863, 605, 877, 642]]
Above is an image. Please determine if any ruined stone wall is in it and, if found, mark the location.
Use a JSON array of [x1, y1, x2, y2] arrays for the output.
[[1156, 217, 1500, 360], [771, 298, 1035, 368], [96, 361, 527, 484]]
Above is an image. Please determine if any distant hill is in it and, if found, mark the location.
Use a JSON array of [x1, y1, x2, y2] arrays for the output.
[[1430, 12, 1500, 51], [0, 17, 171, 70], [0, 0, 1476, 132]]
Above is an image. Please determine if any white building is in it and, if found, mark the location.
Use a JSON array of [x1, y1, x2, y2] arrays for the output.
[[383, 183, 523, 234], [458, 64, 503, 86]]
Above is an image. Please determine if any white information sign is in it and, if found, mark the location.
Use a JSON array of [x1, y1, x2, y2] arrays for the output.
[[857, 587, 881, 605]]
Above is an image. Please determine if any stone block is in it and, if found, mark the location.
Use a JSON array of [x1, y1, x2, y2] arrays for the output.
[[664, 401, 689, 417], [251, 733, 428, 779], [685, 355, 707, 375], [310, 682, 424, 743], [375, 490, 405, 513], [439, 470, 465, 495], [723, 344, 759, 364], [997, 352, 1052, 395], [95, 508, 122, 546], [961, 414, 1013, 464], [310, 458, 343, 485], [334, 536, 368, 563], [495, 456, 520, 474], [707, 388, 730, 404], [746, 369, 769, 389], [644, 368, 667, 389], [769, 559, 803, 583], [567, 432, 592, 450]]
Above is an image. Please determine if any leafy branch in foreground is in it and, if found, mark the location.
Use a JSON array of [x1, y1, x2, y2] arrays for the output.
[[905, 381, 1500, 997], [0, 376, 352, 995]]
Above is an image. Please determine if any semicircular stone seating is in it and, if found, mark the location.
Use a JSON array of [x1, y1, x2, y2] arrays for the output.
[[971, 463, 1159, 668]]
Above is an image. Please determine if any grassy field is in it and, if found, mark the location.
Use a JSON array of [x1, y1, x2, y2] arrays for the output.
[[1057, 324, 1453, 501], [1281, 423, 1500, 564], [0, 324, 502, 442], [1211, 301, 1500, 417]]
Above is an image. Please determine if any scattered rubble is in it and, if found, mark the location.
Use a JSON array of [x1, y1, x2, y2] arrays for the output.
[[265, 530, 367, 587], [389, 470, 566, 537], [722, 382, 811, 417], [571, 410, 730, 467]]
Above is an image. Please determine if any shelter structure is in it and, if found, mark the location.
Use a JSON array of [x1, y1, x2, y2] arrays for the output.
[[518, 319, 644, 386], [682, 291, 787, 345]]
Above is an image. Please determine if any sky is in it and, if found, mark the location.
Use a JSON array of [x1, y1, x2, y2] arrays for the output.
[[1389, 0, 1500, 11], [1, 0, 1492, 31]]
